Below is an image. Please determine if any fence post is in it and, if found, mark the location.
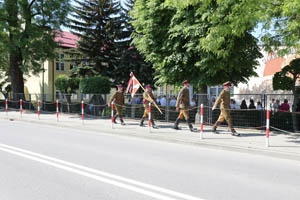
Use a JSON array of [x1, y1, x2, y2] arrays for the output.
[[56, 99, 59, 122], [111, 101, 114, 129], [20, 99, 23, 118], [266, 106, 270, 147], [82, 100, 84, 125], [149, 103, 151, 133], [200, 104, 204, 139], [5, 99, 8, 116], [38, 100, 40, 120]]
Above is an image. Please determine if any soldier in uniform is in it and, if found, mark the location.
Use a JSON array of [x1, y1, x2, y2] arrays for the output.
[[174, 80, 195, 132], [140, 85, 158, 128], [212, 82, 239, 136], [109, 84, 125, 125]]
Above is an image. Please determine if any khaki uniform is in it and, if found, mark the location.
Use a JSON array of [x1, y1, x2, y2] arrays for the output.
[[109, 91, 125, 116], [142, 91, 154, 118], [176, 87, 190, 120], [213, 90, 232, 124]]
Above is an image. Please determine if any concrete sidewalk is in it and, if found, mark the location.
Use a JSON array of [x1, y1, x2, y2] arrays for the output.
[[1, 110, 300, 161]]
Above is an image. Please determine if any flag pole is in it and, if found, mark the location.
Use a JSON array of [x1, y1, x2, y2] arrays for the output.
[[133, 75, 163, 115]]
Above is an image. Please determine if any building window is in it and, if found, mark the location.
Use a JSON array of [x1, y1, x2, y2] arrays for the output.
[[56, 53, 65, 71]]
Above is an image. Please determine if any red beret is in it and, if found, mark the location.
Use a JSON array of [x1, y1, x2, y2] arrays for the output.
[[223, 81, 231, 87], [117, 84, 122, 88], [183, 80, 189, 85], [146, 84, 151, 89]]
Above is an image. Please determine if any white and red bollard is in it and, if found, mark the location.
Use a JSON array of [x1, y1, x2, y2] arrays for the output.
[[148, 103, 151, 133], [56, 100, 59, 122], [38, 100, 40, 120], [111, 101, 114, 129], [266, 106, 270, 147], [20, 99, 23, 118], [81, 101, 84, 125], [5, 99, 8, 116], [200, 104, 204, 139]]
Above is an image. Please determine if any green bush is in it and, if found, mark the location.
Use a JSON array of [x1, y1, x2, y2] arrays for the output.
[[79, 76, 111, 94], [55, 75, 79, 93]]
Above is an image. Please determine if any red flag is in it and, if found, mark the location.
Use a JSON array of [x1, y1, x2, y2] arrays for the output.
[[126, 73, 140, 98]]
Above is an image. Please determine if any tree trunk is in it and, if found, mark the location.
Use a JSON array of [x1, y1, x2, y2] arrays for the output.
[[9, 46, 24, 100], [292, 79, 299, 132]]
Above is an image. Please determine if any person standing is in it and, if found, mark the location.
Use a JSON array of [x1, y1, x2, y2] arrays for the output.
[[174, 80, 195, 132], [212, 82, 239, 136], [109, 85, 125, 125], [140, 85, 158, 128]]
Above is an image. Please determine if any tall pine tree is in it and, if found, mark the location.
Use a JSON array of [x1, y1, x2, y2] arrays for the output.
[[114, 0, 155, 87], [69, 0, 123, 79]]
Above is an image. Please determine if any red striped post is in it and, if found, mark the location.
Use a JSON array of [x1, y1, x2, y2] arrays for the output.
[[266, 106, 270, 147], [200, 104, 204, 139], [20, 99, 23, 118], [56, 100, 59, 122], [38, 100, 40, 120], [148, 103, 151, 133], [5, 99, 8, 116], [111, 101, 114, 129], [81, 101, 84, 124]]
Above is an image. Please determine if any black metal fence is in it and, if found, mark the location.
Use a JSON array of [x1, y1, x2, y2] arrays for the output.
[[0, 93, 299, 132]]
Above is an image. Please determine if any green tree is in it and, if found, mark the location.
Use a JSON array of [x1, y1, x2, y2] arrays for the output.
[[262, 0, 300, 55], [68, 0, 123, 79], [273, 58, 300, 131], [0, 0, 71, 99], [131, 0, 263, 91], [55, 75, 79, 112], [113, 0, 155, 87]]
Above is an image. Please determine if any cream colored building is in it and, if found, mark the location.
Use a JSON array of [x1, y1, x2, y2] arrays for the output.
[[25, 31, 80, 102]]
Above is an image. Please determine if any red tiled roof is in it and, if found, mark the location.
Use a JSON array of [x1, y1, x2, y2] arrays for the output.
[[263, 53, 285, 77], [54, 31, 79, 48]]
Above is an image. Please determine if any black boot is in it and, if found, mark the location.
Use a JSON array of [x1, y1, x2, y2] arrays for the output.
[[231, 128, 240, 136], [140, 118, 145, 127], [151, 119, 158, 129], [113, 115, 118, 124], [173, 118, 181, 130], [187, 119, 196, 132], [212, 121, 220, 134], [120, 117, 125, 126]]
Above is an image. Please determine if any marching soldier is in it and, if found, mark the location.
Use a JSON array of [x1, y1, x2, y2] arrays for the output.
[[212, 81, 239, 136], [174, 80, 196, 132], [109, 84, 125, 125], [140, 85, 158, 129]]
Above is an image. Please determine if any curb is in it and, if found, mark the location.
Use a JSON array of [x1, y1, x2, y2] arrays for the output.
[[1, 114, 300, 162]]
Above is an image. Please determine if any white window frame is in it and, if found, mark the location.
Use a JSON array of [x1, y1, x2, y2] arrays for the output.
[[56, 53, 65, 71]]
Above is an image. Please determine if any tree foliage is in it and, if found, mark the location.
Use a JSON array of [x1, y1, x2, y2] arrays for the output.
[[54, 75, 79, 94], [262, 0, 300, 56], [79, 76, 111, 94], [131, 0, 262, 88], [0, 0, 71, 95]]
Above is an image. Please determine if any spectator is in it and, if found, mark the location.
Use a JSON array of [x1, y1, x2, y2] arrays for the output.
[[156, 96, 161, 105], [249, 99, 256, 109], [240, 99, 248, 109], [273, 99, 280, 111], [190, 97, 196, 107], [135, 96, 142, 104], [296, 98, 300, 112], [169, 96, 177, 107], [256, 101, 263, 110], [160, 95, 167, 106], [280, 99, 290, 112], [270, 99, 275, 111]]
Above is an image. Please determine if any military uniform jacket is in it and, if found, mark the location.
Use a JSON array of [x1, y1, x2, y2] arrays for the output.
[[214, 90, 230, 109], [176, 87, 190, 109], [143, 91, 154, 106], [109, 91, 124, 106]]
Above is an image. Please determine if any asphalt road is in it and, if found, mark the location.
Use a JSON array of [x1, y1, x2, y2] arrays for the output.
[[0, 119, 299, 200]]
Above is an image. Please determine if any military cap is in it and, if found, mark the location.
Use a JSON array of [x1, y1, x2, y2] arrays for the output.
[[117, 84, 122, 88], [223, 81, 231, 87], [183, 80, 189, 85], [145, 84, 151, 89]]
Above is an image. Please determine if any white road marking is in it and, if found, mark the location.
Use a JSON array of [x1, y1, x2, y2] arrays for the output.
[[0, 143, 205, 200]]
